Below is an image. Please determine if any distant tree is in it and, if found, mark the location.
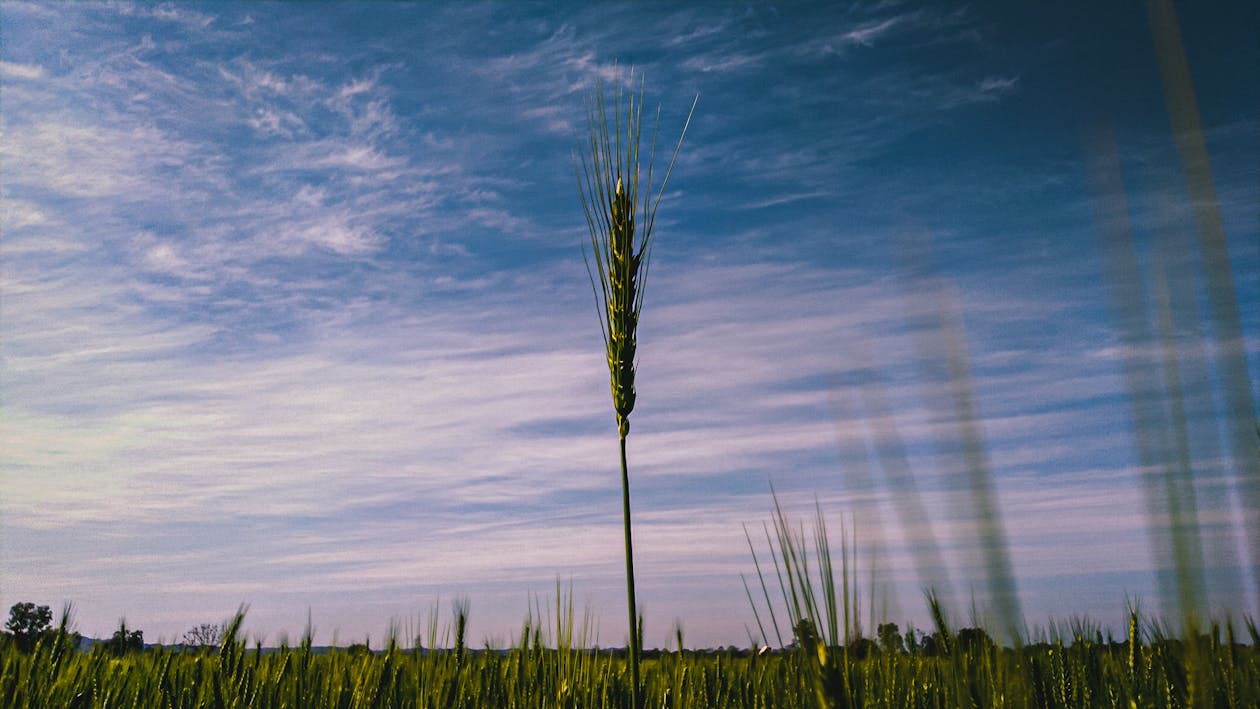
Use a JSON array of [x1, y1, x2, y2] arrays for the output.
[[920, 632, 945, 657], [5, 602, 52, 652], [183, 623, 222, 649], [792, 618, 819, 649], [847, 636, 878, 659], [878, 622, 904, 654], [957, 627, 996, 653], [106, 620, 144, 656]]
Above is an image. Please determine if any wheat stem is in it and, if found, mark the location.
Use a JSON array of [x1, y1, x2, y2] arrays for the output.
[[574, 66, 695, 709]]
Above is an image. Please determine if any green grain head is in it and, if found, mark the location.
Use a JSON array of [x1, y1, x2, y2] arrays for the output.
[[608, 176, 640, 430], [575, 69, 694, 439]]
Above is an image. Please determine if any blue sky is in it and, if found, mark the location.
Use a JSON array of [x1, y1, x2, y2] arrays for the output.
[[2, 1, 1257, 648]]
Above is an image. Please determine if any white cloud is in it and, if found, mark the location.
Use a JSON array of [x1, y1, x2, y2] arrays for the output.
[[521, 105, 573, 134], [312, 145, 404, 172], [287, 219, 380, 255], [293, 184, 326, 207], [681, 51, 762, 74], [0, 59, 44, 79], [217, 61, 301, 98], [247, 106, 307, 137], [337, 77, 376, 99], [0, 199, 50, 230], [111, 2, 217, 30], [665, 15, 737, 48], [741, 190, 834, 210], [467, 207, 530, 235], [839, 16, 903, 47], [977, 75, 1019, 96], [1, 121, 198, 198]]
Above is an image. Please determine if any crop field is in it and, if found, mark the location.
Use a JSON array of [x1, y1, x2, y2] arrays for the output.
[[4, 606, 1259, 708]]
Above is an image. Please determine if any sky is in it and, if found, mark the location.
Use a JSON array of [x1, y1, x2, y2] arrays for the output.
[[1, 1, 1257, 649]]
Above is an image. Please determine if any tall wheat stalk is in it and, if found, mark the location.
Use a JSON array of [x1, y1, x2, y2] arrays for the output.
[[575, 69, 695, 708]]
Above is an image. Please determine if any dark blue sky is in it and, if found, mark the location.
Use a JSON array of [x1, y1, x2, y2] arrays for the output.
[[2, 1, 1256, 647]]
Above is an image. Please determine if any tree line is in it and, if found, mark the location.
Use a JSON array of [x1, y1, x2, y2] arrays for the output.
[[2, 602, 222, 655]]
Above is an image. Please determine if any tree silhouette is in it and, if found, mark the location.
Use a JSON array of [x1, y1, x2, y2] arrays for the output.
[[5, 602, 52, 652], [106, 620, 144, 656], [183, 623, 222, 649]]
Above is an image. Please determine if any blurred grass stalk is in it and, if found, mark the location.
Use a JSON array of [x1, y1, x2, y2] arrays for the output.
[[575, 68, 695, 708], [812, 0, 1256, 648], [1145, 0, 1260, 611], [829, 345, 951, 624], [935, 282, 1024, 646], [887, 231, 1025, 647], [1084, 0, 1259, 625], [827, 388, 897, 629]]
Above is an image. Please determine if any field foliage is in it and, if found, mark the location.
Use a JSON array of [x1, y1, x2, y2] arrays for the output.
[[3, 606, 1258, 708]]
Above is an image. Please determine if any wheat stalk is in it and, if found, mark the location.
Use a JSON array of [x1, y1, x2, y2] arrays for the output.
[[574, 68, 695, 708]]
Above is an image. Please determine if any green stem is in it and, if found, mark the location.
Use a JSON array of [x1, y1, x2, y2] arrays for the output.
[[619, 428, 640, 709]]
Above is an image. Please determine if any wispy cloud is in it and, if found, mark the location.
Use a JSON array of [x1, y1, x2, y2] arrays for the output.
[[665, 15, 738, 48], [0, 198, 51, 231], [2, 121, 201, 198], [840, 16, 904, 47], [977, 75, 1020, 96], [118, 2, 217, 30], [681, 51, 764, 74], [0, 59, 44, 79], [246, 106, 307, 138], [739, 190, 835, 210]]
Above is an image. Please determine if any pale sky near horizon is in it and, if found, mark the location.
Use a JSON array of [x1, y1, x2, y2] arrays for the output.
[[2, 1, 1257, 648]]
